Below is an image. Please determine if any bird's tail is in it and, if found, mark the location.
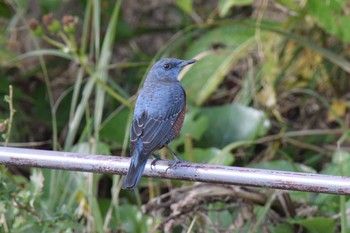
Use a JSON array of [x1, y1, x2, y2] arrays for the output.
[[122, 140, 148, 189]]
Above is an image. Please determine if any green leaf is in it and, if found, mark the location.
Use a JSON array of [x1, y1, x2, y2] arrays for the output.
[[198, 104, 270, 148], [322, 150, 350, 176], [182, 24, 256, 105], [219, 0, 253, 17], [181, 108, 209, 141], [251, 20, 350, 73], [271, 223, 294, 233], [176, 0, 193, 14], [193, 147, 234, 165], [39, 0, 60, 12], [0, 2, 12, 18], [183, 41, 255, 105], [207, 203, 237, 229], [185, 24, 256, 59], [31, 84, 52, 127], [117, 204, 153, 233], [71, 141, 111, 155], [100, 108, 130, 144], [289, 217, 335, 233], [306, 0, 350, 42], [94, 0, 123, 148], [170, 108, 209, 151], [98, 198, 111, 219]]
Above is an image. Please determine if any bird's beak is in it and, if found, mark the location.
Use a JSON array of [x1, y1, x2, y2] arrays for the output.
[[178, 59, 197, 67]]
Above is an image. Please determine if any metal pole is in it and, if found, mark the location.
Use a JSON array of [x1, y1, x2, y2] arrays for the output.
[[0, 146, 349, 195]]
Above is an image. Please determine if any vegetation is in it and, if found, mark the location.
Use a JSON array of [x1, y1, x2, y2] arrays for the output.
[[1, 0, 350, 232]]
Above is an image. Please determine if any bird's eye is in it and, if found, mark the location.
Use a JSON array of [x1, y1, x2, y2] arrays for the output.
[[163, 63, 171, 69]]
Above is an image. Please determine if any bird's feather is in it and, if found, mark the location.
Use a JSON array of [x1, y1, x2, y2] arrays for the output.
[[130, 83, 185, 156], [122, 58, 196, 190], [122, 140, 146, 189]]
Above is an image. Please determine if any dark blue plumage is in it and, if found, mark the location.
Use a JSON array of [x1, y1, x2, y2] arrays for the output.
[[122, 58, 196, 189]]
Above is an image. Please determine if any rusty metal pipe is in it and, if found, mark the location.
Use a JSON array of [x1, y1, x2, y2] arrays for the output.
[[0, 146, 349, 195]]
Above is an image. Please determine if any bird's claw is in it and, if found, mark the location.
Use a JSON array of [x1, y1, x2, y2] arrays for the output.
[[165, 159, 183, 172], [151, 157, 161, 171]]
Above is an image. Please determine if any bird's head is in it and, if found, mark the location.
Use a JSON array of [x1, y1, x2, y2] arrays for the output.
[[147, 58, 196, 82]]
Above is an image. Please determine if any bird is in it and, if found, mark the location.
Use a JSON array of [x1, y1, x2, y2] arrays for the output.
[[122, 58, 197, 189]]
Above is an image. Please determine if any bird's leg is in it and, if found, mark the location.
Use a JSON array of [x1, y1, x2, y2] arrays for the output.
[[150, 153, 162, 170], [165, 145, 182, 161], [165, 145, 182, 171]]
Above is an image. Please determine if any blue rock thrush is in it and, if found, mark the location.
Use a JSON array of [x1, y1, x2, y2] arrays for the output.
[[122, 58, 196, 189]]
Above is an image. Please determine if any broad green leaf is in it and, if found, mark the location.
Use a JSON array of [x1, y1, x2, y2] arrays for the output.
[[193, 147, 234, 165], [71, 141, 111, 155], [117, 204, 153, 233], [289, 217, 335, 233], [98, 198, 111, 219], [322, 150, 350, 176], [271, 223, 294, 233], [183, 38, 255, 106], [39, 0, 60, 12], [181, 108, 209, 141], [182, 24, 257, 105], [253, 20, 350, 73], [185, 24, 256, 59], [100, 108, 130, 145], [31, 84, 52, 126], [181, 25, 259, 105], [0, 77, 29, 102], [219, 0, 253, 17], [170, 108, 209, 150], [198, 104, 270, 148], [306, 0, 350, 42], [215, 210, 233, 228], [176, 0, 193, 14]]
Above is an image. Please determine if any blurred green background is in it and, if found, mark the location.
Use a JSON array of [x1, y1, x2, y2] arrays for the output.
[[1, 0, 350, 232]]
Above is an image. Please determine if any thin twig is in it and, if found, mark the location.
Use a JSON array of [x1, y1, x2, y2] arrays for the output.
[[13, 197, 42, 221], [5, 85, 15, 147], [255, 128, 344, 145], [284, 137, 330, 155]]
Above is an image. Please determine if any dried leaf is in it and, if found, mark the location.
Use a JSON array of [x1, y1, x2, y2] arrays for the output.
[[327, 99, 347, 122]]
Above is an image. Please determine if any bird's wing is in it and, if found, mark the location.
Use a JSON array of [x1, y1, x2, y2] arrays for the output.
[[130, 89, 185, 156]]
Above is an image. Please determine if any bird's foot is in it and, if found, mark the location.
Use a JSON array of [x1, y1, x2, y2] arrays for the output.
[[164, 145, 184, 172], [150, 156, 162, 171], [165, 159, 183, 172]]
